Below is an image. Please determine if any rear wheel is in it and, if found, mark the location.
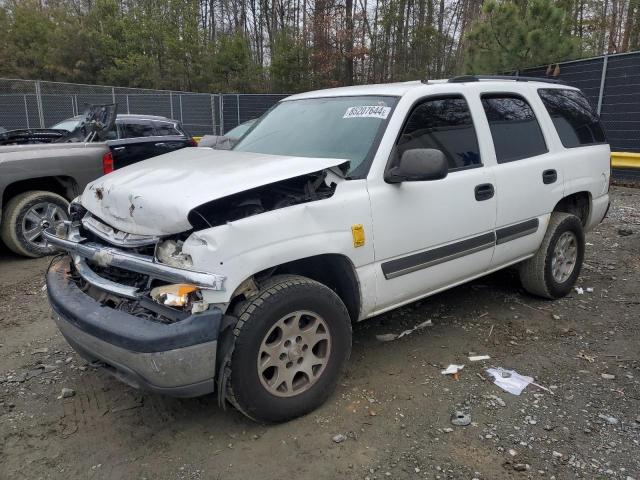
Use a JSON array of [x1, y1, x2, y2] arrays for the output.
[[519, 212, 585, 299], [226, 275, 352, 423], [0, 191, 69, 258]]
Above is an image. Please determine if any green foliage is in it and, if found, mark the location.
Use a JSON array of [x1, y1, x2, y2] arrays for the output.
[[207, 34, 262, 92], [0, 0, 626, 92], [270, 30, 312, 92], [465, 0, 579, 73]]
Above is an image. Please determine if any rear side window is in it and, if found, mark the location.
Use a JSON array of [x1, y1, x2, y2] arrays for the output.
[[481, 94, 547, 163], [155, 121, 183, 136], [120, 121, 155, 138], [398, 96, 481, 170], [538, 89, 606, 147]]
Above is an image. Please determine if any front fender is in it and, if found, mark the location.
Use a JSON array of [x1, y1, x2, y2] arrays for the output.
[[181, 180, 374, 305]]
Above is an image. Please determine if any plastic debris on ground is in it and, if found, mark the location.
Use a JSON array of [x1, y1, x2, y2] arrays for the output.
[[486, 367, 533, 396], [468, 354, 490, 362], [577, 351, 596, 363], [441, 364, 464, 377], [450, 411, 471, 426], [575, 287, 584, 294], [375, 319, 432, 342]]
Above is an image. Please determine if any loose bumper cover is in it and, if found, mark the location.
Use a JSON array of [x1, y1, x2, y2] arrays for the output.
[[46, 258, 222, 397]]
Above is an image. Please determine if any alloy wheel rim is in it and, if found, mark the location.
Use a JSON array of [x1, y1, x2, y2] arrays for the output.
[[551, 231, 578, 283], [21, 202, 68, 249], [257, 310, 331, 398]]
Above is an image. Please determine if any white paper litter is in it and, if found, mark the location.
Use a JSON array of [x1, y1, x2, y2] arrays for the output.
[[486, 367, 533, 395], [469, 355, 491, 362], [575, 287, 584, 295], [441, 364, 465, 375]]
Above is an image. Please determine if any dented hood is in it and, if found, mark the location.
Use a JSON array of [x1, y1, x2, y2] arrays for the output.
[[81, 148, 346, 236]]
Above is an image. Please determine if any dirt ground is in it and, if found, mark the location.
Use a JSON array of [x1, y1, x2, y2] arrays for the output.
[[1, 186, 639, 480]]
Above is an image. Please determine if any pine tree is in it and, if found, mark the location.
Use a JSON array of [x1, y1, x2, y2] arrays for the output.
[[465, 0, 579, 73]]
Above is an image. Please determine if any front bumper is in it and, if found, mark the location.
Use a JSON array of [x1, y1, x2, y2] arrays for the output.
[[43, 228, 225, 297], [46, 259, 222, 397]]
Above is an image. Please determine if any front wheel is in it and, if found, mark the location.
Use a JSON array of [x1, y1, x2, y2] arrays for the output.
[[519, 212, 585, 299], [0, 191, 69, 258], [226, 275, 352, 423]]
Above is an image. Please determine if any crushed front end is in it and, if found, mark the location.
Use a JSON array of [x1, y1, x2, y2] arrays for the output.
[[44, 203, 226, 397]]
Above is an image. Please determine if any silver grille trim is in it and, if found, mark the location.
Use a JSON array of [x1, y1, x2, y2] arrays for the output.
[[44, 228, 225, 294], [82, 214, 160, 248]]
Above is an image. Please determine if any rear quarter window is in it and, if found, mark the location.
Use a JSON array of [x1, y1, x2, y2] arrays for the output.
[[155, 121, 183, 136], [120, 121, 156, 138], [538, 89, 606, 148]]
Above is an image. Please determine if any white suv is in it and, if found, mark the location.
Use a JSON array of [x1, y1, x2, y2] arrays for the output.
[[45, 76, 610, 422]]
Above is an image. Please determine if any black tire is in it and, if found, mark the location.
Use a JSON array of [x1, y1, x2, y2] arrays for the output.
[[226, 275, 352, 423], [0, 191, 69, 258], [519, 212, 585, 299]]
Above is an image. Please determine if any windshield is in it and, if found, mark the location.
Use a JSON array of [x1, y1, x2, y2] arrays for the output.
[[234, 96, 397, 175], [51, 118, 82, 131]]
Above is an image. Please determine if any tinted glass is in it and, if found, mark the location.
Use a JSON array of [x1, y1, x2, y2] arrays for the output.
[[481, 95, 548, 163], [226, 120, 255, 139], [234, 96, 397, 176], [538, 89, 606, 147], [398, 97, 481, 170], [155, 121, 182, 136], [50, 118, 82, 131], [120, 121, 155, 138]]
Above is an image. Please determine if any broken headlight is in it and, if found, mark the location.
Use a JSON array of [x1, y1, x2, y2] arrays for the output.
[[155, 239, 193, 269]]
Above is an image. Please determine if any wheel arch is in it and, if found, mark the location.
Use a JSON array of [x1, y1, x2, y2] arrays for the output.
[[229, 253, 362, 323], [552, 191, 591, 226], [2, 176, 79, 210]]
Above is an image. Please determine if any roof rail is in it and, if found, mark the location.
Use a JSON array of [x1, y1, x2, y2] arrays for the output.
[[448, 75, 566, 85]]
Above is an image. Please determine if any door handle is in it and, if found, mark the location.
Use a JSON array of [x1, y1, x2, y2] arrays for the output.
[[154, 142, 167, 147], [543, 169, 557, 184], [474, 183, 494, 201], [112, 146, 125, 151]]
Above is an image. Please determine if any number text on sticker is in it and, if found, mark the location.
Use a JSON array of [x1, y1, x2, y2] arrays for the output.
[[343, 106, 391, 119]]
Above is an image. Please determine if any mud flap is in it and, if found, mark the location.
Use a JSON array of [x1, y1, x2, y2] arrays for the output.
[[216, 315, 239, 409]]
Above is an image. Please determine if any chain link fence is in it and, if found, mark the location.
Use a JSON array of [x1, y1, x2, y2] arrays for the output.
[[0, 79, 288, 136], [3, 53, 640, 150], [515, 50, 640, 153]]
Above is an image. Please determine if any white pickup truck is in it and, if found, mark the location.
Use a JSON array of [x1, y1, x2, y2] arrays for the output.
[[45, 76, 610, 423]]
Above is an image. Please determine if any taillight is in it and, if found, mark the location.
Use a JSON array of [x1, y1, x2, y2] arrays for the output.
[[102, 151, 114, 174], [187, 137, 197, 147]]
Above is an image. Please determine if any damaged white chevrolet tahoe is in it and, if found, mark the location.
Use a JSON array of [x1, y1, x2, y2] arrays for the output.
[[45, 76, 610, 423]]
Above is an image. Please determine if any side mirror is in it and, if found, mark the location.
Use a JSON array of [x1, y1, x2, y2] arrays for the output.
[[385, 148, 449, 183]]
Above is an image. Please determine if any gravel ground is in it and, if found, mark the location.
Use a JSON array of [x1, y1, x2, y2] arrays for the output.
[[1, 186, 639, 480]]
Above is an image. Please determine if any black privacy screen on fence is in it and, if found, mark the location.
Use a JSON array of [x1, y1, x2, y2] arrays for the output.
[[517, 50, 640, 153], [0, 80, 289, 136]]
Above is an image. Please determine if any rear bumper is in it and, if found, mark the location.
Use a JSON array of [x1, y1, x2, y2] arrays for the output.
[[586, 193, 610, 231], [46, 259, 221, 397]]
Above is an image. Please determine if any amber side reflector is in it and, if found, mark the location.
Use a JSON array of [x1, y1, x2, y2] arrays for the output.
[[351, 224, 365, 247]]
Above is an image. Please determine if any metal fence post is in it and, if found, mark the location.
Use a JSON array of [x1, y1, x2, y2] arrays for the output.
[[219, 94, 224, 134], [169, 92, 174, 119], [111, 86, 116, 104], [35, 80, 45, 128], [179, 94, 184, 123], [597, 54, 608, 115], [236, 93, 241, 126], [210, 94, 216, 134], [23, 95, 30, 129], [126, 94, 130, 113]]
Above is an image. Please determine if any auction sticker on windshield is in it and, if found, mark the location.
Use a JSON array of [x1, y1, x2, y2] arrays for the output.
[[343, 105, 391, 119]]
